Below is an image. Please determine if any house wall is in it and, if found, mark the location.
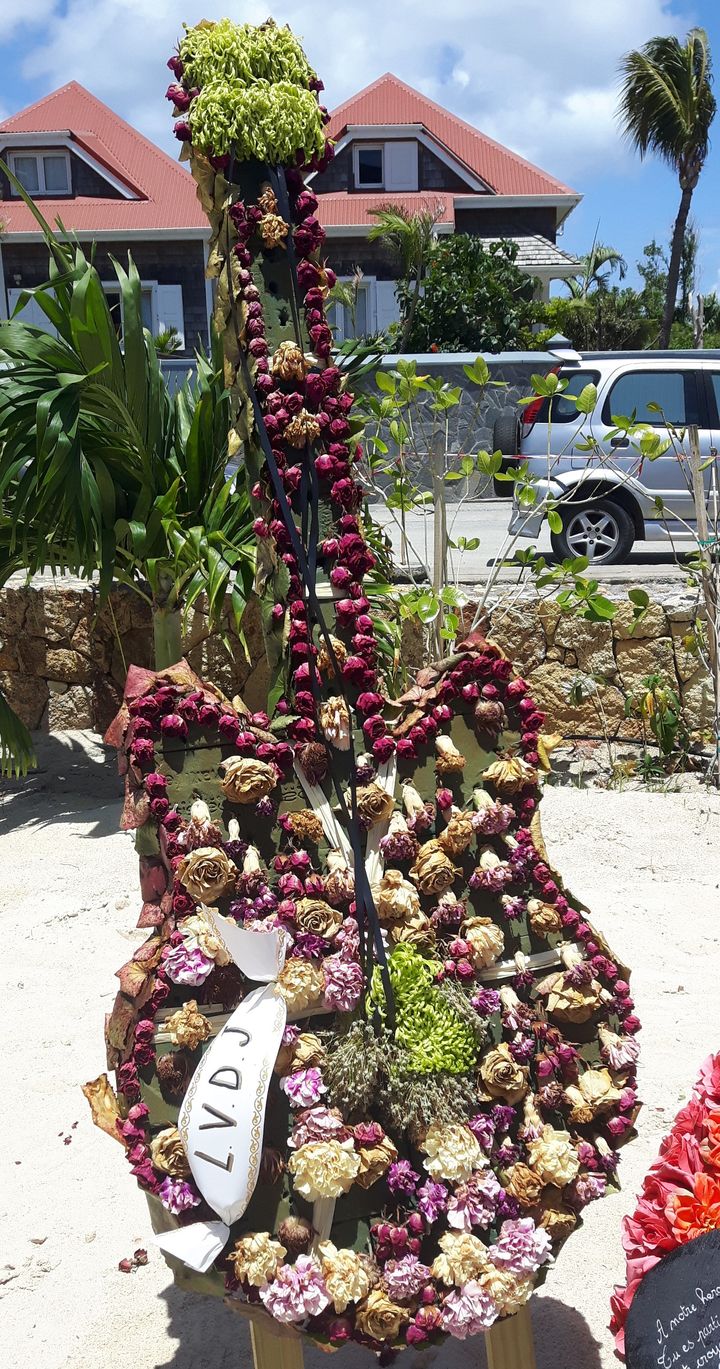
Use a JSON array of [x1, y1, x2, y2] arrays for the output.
[[323, 235, 400, 281], [455, 205, 558, 240], [1, 238, 209, 354]]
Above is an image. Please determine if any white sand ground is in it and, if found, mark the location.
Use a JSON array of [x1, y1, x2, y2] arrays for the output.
[[2, 731, 720, 1369]]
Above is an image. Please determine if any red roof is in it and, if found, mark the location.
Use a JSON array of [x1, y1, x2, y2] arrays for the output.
[[326, 73, 576, 198], [318, 191, 455, 229], [0, 82, 206, 235]]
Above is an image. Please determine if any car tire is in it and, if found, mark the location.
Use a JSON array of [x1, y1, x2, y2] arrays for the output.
[[491, 413, 522, 495], [550, 498, 635, 565]]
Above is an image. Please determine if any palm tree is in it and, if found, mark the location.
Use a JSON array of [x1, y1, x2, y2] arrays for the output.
[[618, 27, 716, 348], [567, 241, 628, 298], [368, 201, 445, 351]]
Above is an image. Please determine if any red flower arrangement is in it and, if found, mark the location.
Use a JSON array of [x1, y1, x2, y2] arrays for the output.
[[611, 1053, 720, 1356]]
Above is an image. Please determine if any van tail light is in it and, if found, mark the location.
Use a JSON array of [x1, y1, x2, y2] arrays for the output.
[[522, 366, 560, 431]]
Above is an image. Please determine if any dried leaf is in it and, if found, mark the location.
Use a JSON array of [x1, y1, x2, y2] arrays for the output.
[[82, 1074, 124, 1144]]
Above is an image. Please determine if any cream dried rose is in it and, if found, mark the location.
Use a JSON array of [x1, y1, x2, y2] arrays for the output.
[[375, 869, 421, 923], [435, 734, 466, 774], [528, 898, 563, 937], [177, 846, 237, 902], [438, 809, 475, 857], [563, 1068, 624, 1125], [295, 897, 343, 939], [355, 1287, 408, 1341], [462, 916, 505, 969], [276, 958, 325, 1014], [220, 756, 278, 804], [318, 697, 351, 751], [150, 1126, 191, 1177], [526, 1124, 580, 1186], [356, 782, 395, 827], [480, 1044, 529, 1104], [181, 908, 231, 964], [270, 340, 311, 381], [288, 1138, 361, 1201], [230, 1232, 287, 1287], [482, 756, 538, 794], [421, 1121, 484, 1183], [504, 1162, 546, 1208], [410, 840, 458, 896], [355, 1134, 398, 1189], [432, 1231, 488, 1286], [318, 1240, 376, 1313], [164, 999, 211, 1051]]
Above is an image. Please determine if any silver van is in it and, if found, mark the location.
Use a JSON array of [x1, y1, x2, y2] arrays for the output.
[[499, 348, 720, 563]]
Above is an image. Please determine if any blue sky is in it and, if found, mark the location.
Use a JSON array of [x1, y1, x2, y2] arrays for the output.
[[1, 0, 719, 294]]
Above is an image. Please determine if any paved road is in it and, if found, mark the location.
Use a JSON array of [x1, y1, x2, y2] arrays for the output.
[[370, 498, 691, 592]]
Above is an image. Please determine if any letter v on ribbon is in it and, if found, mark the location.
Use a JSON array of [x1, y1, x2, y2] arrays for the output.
[[153, 913, 288, 1273]]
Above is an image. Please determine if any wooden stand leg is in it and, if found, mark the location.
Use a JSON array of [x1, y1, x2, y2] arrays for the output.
[[486, 1306, 537, 1369], [250, 1320, 305, 1369]]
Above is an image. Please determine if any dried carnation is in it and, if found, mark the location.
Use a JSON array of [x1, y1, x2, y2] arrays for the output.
[[220, 756, 278, 804], [284, 407, 322, 447], [537, 1188, 578, 1241], [317, 636, 348, 677], [276, 958, 325, 1013], [259, 211, 289, 250], [177, 846, 237, 902], [275, 1030, 326, 1075], [271, 339, 311, 382], [288, 1138, 361, 1201], [599, 1026, 640, 1072], [526, 1124, 580, 1186], [375, 869, 421, 924], [324, 849, 355, 905], [285, 809, 324, 845], [230, 1232, 287, 1288], [164, 999, 211, 1050], [536, 969, 606, 1024], [319, 697, 351, 751], [504, 1163, 546, 1208], [432, 1230, 489, 1286], [420, 1121, 484, 1184], [355, 1133, 399, 1189], [317, 1240, 376, 1313], [435, 735, 466, 775], [379, 810, 419, 863], [410, 840, 459, 896]]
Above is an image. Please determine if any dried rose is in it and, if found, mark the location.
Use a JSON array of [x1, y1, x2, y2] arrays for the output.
[[259, 212, 289, 249], [563, 1069, 624, 1125], [276, 958, 325, 1013], [319, 697, 351, 751], [410, 840, 459, 896], [150, 1126, 191, 1177], [220, 756, 278, 804], [528, 898, 562, 937], [438, 809, 475, 857], [177, 846, 237, 902], [375, 869, 421, 924], [480, 1045, 529, 1104], [317, 636, 348, 677], [536, 970, 606, 1024], [296, 897, 343, 939], [482, 757, 538, 794], [356, 782, 395, 827], [355, 1287, 408, 1342], [537, 1188, 578, 1241], [355, 1133, 398, 1189], [474, 699, 507, 733], [277, 1215, 313, 1258], [435, 735, 466, 775], [504, 1163, 546, 1208], [180, 910, 231, 965], [388, 915, 435, 950], [462, 916, 505, 969], [164, 999, 211, 1050], [526, 1125, 580, 1186], [230, 1232, 287, 1287], [275, 1031, 326, 1075], [156, 1051, 192, 1098], [286, 810, 324, 845]]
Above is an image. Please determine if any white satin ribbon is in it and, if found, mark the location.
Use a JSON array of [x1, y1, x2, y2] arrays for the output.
[[153, 913, 289, 1273]]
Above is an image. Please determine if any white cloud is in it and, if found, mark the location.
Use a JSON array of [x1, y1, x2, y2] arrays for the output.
[[0, 0, 56, 41], [7, 0, 690, 185]]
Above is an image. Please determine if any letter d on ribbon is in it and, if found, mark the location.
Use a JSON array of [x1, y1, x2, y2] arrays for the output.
[[153, 916, 288, 1273]]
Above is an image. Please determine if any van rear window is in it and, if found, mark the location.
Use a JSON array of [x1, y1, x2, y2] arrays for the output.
[[530, 370, 600, 425]]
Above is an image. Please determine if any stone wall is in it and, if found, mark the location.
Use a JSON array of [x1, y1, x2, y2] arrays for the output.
[[0, 581, 713, 742]]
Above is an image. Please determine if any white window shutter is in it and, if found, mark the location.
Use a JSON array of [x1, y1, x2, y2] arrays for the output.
[[375, 280, 401, 333], [156, 284, 185, 349], [385, 141, 418, 191], [7, 289, 58, 337]]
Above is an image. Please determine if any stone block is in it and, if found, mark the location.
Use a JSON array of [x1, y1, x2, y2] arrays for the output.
[[45, 647, 94, 684], [537, 599, 563, 644], [48, 684, 95, 730], [664, 596, 698, 624], [0, 635, 20, 671], [681, 669, 715, 733], [488, 601, 546, 672], [553, 616, 616, 678], [39, 587, 90, 643], [16, 635, 49, 676], [0, 587, 28, 637], [615, 636, 677, 692], [611, 600, 669, 641], [525, 661, 626, 737], [0, 670, 49, 729], [670, 623, 703, 684]]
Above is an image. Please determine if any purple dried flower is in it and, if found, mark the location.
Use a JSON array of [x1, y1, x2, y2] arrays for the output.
[[488, 1217, 551, 1277], [386, 1160, 420, 1196], [280, 1067, 326, 1109], [382, 1254, 432, 1301], [447, 1170, 502, 1231], [322, 954, 363, 1011], [500, 895, 526, 922], [509, 1036, 535, 1064], [158, 1177, 202, 1214], [417, 1180, 449, 1223], [468, 1113, 496, 1149], [471, 988, 501, 1016], [490, 1104, 516, 1133], [291, 933, 328, 959], [163, 943, 214, 986]]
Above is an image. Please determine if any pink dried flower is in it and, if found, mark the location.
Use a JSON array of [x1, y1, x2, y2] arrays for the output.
[[259, 1254, 330, 1322], [280, 1068, 326, 1109], [488, 1217, 551, 1277], [382, 1255, 432, 1301], [158, 1177, 201, 1214], [441, 1283, 499, 1337], [322, 954, 363, 1012]]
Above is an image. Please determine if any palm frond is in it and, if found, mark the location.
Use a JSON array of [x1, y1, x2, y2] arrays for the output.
[[0, 691, 36, 778], [618, 27, 716, 176]]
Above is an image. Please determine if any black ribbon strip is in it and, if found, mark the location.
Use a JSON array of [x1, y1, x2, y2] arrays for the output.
[[223, 157, 395, 1026]]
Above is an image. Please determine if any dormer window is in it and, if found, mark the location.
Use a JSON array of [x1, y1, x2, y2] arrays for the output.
[[9, 150, 71, 195], [355, 144, 384, 188]]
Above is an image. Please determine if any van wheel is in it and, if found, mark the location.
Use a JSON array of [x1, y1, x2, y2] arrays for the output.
[[491, 413, 521, 495], [550, 499, 635, 565]]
